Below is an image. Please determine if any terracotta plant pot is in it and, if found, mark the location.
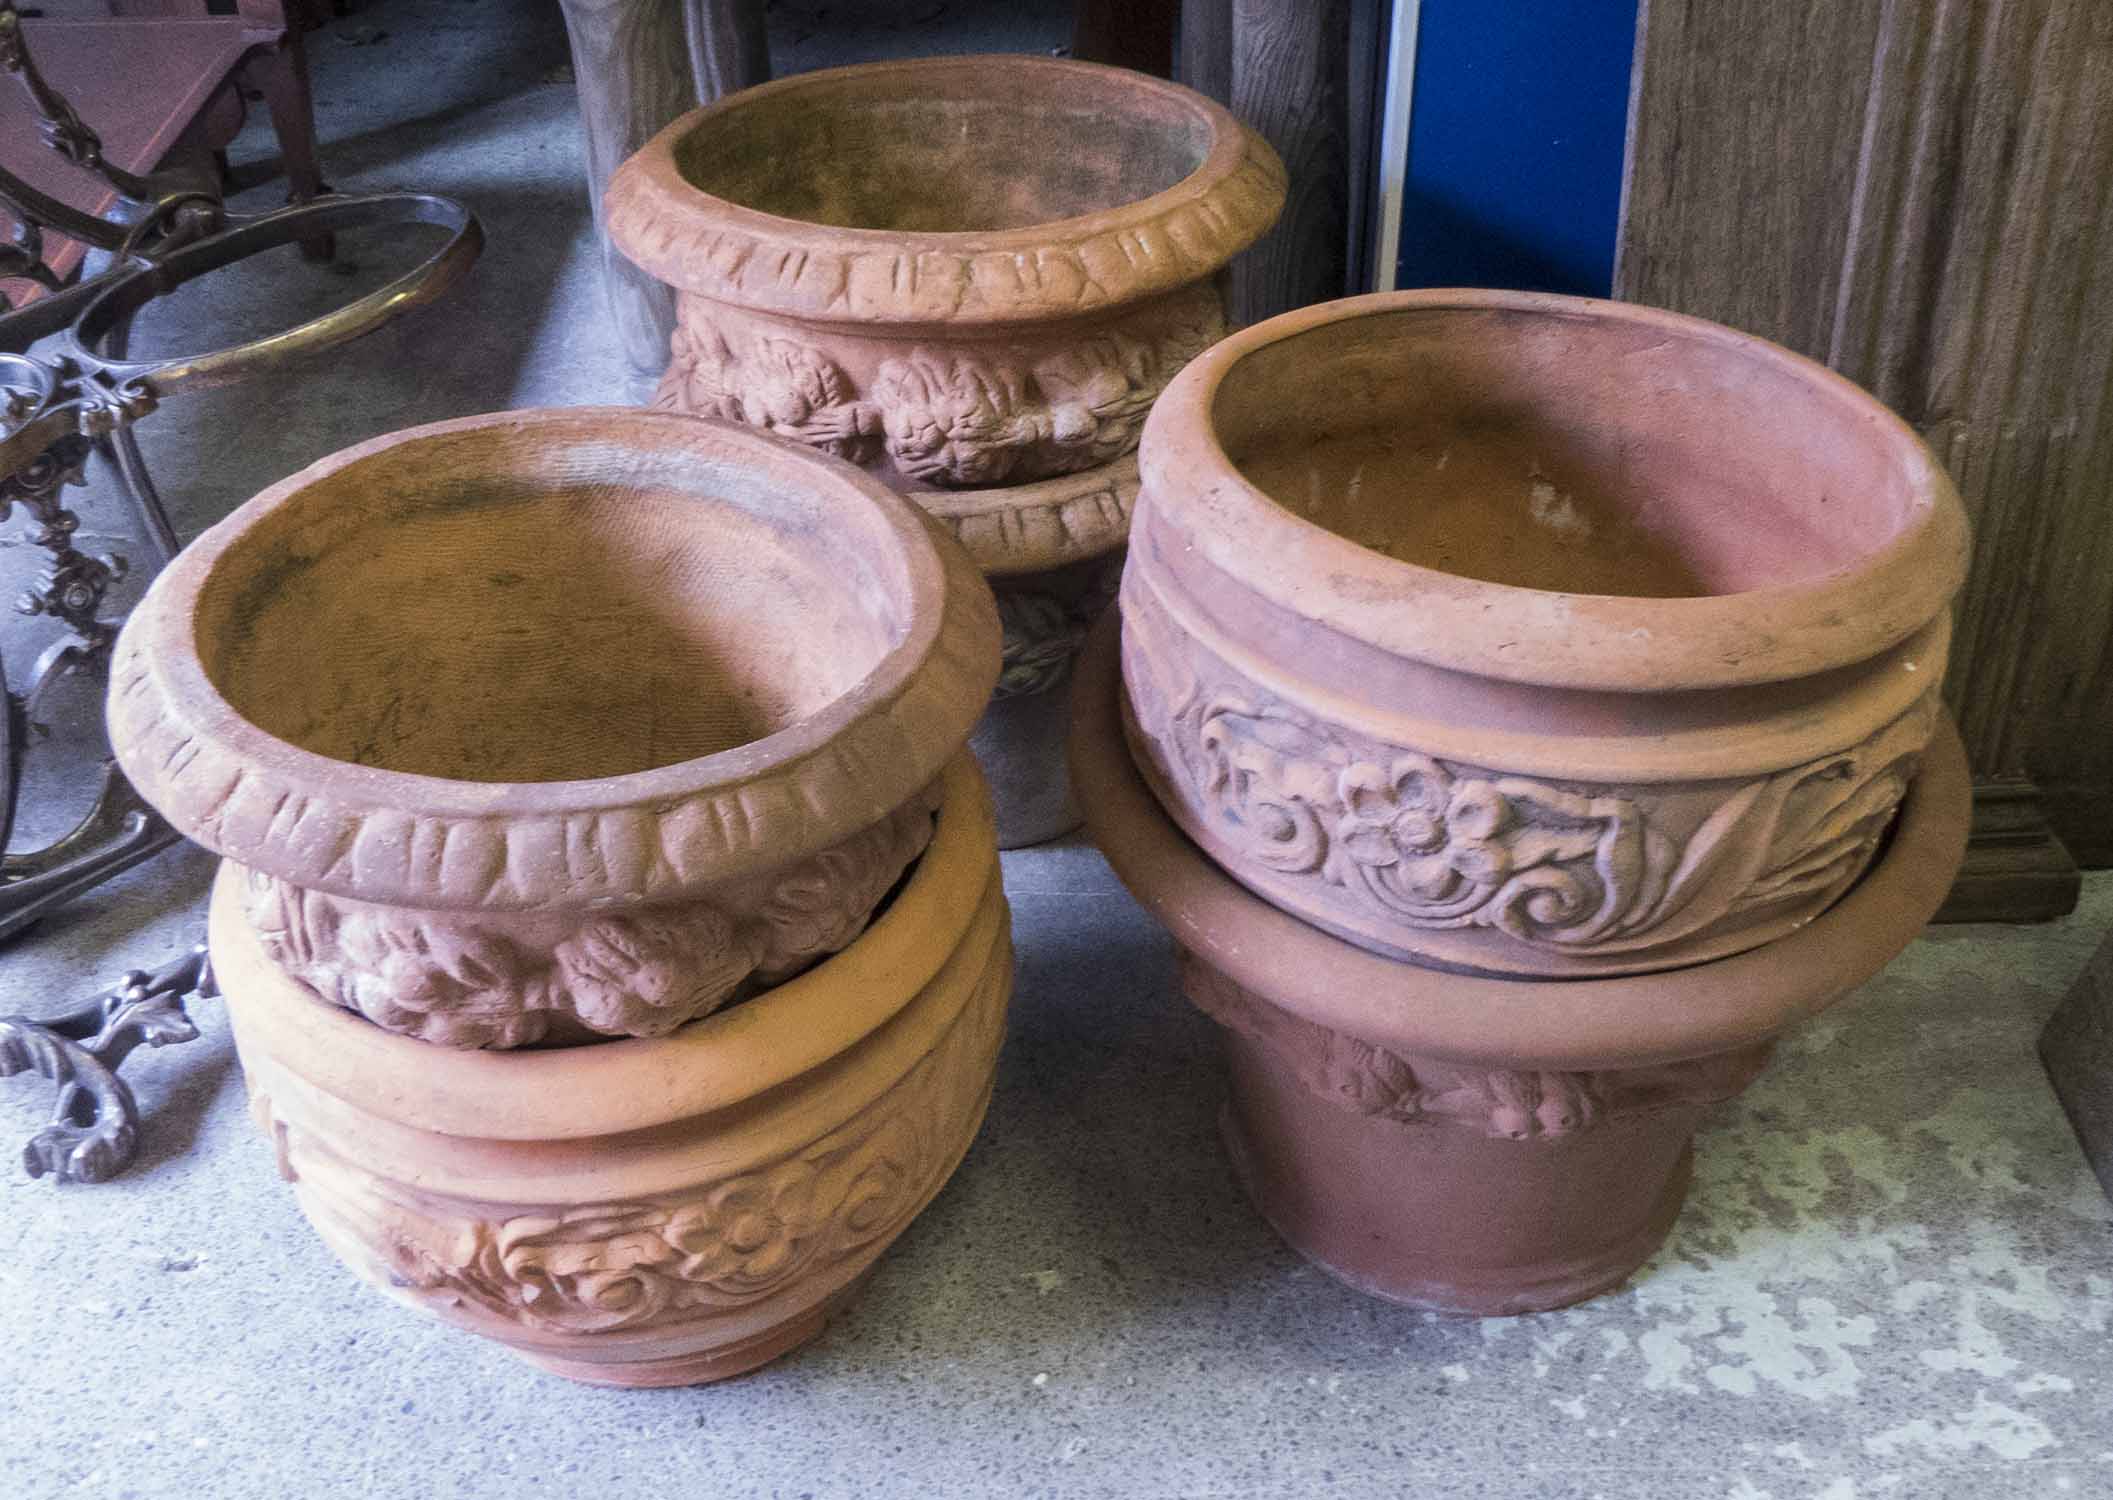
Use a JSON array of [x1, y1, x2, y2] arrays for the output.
[[605, 54, 1285, 847], [1073, 621, 1970, 1313], [108, 408, 1000, 1047], [217, 756, 1011, 1386], [1120, 290, 1971, 977]]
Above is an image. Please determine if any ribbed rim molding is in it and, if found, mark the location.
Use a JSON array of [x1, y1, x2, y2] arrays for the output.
[[109, 409, 1000, 911], [606, 55, 1287, 327]]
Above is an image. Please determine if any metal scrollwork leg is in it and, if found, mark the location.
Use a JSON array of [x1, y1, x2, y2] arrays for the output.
[[0, 415, 183, 943], [0, 943, 214, 1182], [6, 431, 127, 651], [0, 8, 481, 1180], [89, 302, 181, 566]]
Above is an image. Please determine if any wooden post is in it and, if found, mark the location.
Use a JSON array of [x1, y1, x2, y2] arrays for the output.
[[1182, 0, 1351, 326], [685, 0, 767, 99], [1618, 0, 2113, 918]]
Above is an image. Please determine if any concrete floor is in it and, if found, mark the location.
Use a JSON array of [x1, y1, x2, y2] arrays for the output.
[[5, 4, 2112, 1497]]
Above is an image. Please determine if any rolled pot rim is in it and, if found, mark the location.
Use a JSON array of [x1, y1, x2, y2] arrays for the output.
[[918, 450, 1140, 578], [604, 54, 1287, 327], [110, 408, 1000, 911], [209, 755, 999, 1139], [1069, 617, 1971, 1071], [1137, 289, 1971, 693]]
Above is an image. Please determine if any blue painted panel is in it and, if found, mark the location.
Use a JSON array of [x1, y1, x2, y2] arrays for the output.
[[1395, 0, 1639, 297]]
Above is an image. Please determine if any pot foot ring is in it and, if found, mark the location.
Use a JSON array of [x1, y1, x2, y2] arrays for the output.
[[516, 1272, 875, 1389], [1217, 1100, 1695, 1317]]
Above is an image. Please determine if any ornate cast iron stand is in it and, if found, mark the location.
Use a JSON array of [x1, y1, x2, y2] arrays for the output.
[[0, 4, 481, 1181]]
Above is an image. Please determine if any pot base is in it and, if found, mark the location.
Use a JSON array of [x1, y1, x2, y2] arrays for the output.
[[1218, 1078, 1693, 1316], [517, 1271, 876, 1388], [218, 756, 1014, 1389], [1191, 948, 1742, 1316], [1071, 613, 1972, 1317]]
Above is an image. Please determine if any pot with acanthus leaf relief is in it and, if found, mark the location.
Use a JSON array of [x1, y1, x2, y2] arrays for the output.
[[1074, 615, 1969, 1313], [1118, 289, 1970, 979]]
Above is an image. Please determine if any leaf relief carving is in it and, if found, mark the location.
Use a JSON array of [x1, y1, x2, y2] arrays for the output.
[[1126, 625, 1939, 956], [1180, 956, 1766, 1139], [658, 288, 1226, 488], [263, 939, 1006, 1337], [242, 796, 938, 1047], [655, 322, 881, 462]]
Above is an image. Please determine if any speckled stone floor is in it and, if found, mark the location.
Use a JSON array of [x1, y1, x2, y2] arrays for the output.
[[4, 5, 2111, 1498]]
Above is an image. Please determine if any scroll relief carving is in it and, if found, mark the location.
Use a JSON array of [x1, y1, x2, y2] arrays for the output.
[[1128, 625, 1938, 957], [1182, 956, 1769, 1140], [244, 794, 937, 1048], [252, 935, 1007, 1337], [654, 287, 1226, 489]]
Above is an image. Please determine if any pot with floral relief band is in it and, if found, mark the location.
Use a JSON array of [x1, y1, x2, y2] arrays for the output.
[[108, 408, 1000, 1048], [605, 54, 1285, 846], [218, 754, 1012, 1387], [1118, 289, 1971, 978], [1072, 616, 1970, 1314]]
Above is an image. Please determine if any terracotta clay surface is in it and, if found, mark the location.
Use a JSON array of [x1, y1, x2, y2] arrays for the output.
[[108, 408, 1000, 1047], [1121, 289, 1971, 978], [216, 755, 1011, 1388], [606, 54, 1282, 500], [1073, 619, 1972, 1313], [607, 55, 1284, 849]]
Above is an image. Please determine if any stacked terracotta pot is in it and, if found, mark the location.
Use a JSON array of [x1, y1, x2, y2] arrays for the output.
[[605, 54, 1286, 847], [1071, 290, 1975, 1313], [109, 409, 1007, 1384]]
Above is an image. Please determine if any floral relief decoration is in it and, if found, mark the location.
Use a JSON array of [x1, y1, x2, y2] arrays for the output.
[[1125, 612, 1936, 957], [254, 930, 1007, 1337], [655, 324, 883, 463], [654, 289, 1226, 488], [244, 794, 937, 1048], [1180, 956, 1769, 1140]]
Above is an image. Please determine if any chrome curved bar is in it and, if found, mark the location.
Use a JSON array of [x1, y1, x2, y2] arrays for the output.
[[65, 191, 484, 396]]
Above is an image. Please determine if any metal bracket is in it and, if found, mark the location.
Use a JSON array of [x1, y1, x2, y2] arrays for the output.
[[0, 943, 215, 1182]]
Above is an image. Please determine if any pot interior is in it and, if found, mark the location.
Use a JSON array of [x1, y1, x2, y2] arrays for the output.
[[672, 64, 1213, 234], [1214, 306, 1927, 598], [195, 424, 911, 783]]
